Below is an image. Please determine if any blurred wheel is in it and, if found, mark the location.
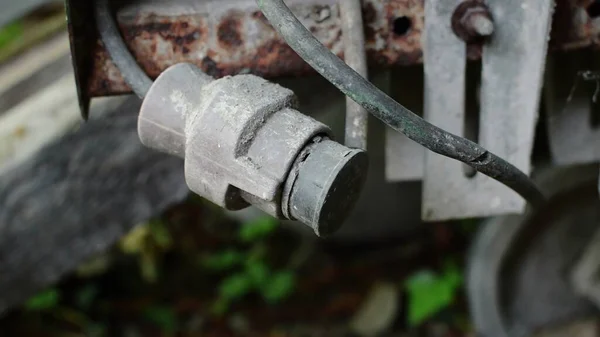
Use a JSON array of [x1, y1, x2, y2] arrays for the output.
[[467, 164, 600, 337]]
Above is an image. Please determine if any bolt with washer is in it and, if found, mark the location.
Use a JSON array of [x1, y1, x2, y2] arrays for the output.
[[451, 0, 495, 43]]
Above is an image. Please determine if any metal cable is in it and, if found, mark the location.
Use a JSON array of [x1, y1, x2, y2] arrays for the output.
[[340, 0, 369, 150], [95, 0, 152, 99], [256, 0, 545, 206]]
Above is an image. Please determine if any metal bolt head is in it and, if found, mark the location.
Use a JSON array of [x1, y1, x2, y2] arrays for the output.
[[451, 0, 495, 43]]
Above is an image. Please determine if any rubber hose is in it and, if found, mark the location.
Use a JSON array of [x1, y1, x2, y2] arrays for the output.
[[256, 0, 545, 206]]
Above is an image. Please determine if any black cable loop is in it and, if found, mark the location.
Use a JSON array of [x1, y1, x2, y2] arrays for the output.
[[256, 0, 545, 206]]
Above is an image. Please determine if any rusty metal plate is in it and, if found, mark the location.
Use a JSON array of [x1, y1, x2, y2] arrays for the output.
[[87, 0, 425, 97], [552, 0, 600, 50], [66, 0, 600, 113], [83, 0, 600, 95]]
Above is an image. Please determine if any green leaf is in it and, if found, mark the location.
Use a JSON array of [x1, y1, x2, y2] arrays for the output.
[[219, 273, 253, 300], [261, 271, 296, 304], [245, 260, 270, 286], [405, 263, 463, 327], [247, 243, 267, 262], [143, 306, 177, 335], [0, 22, 23, 50], [76, 284, 99, 310], [120, 225, 150, 254], [201, 250, 244, 271], [25, 288, 60, 311], [149, 220, 173, 249], [239, 216, 278, 242], [76, 254, 112, 278], [140, 249, 159, 284], [210, 297, 230, 316]]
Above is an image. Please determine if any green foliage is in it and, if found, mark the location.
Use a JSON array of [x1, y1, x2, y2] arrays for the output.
[[149, 220, 173, 250], [140, 250, 159, 283], [245, 259, 270, 286], [119, 220, 173, 283], [208, 217, 297, 315], [76, 255, 112, 278], [143, 306, 178, 335], [405, 261, 463, 327], [260, 271, 296, 304], [120, 225, 151, 255], [0, 22, 23, 50], [211, 297, 230, 316], [25, 288, 60, 311], [213, 261, 296, 311], [76, 284, 99, 310], [122, 213, 295, 316], [212, 266, 296, 314], [219, 273, 254, 301], [201, 249, 244, 271], [239, 216, 278, 242]]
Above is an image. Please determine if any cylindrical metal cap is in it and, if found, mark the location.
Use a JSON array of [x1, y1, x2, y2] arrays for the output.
[[286, 139, 368, 236]]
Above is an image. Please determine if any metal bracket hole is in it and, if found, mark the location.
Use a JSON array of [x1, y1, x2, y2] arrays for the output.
[[392, 16, 412, 36]]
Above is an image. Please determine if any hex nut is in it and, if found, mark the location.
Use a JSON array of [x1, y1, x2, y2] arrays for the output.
[[451, 0, 495, 43]]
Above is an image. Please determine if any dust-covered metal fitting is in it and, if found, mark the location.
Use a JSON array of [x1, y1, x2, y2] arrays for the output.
[[451, 0, 495, 43], [138, 63, 368, 235]]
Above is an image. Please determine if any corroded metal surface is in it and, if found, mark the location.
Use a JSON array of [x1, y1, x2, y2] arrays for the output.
[[86, 0, 600, 96], [88, 0, 424, 96], [553, 0, 600, 49]]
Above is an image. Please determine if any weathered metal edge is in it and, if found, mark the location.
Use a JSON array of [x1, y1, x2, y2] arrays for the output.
[[67, 0, 600, 115], [65, 0, 93, 118]]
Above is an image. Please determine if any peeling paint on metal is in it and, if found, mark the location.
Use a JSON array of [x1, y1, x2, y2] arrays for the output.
[[87, 0, 600, 97]]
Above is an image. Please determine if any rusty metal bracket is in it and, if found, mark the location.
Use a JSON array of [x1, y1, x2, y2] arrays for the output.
[[66, 0, 600, 117]]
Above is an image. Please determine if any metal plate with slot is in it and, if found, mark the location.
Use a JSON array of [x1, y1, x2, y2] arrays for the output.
[[422, 0, 551, 220]]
